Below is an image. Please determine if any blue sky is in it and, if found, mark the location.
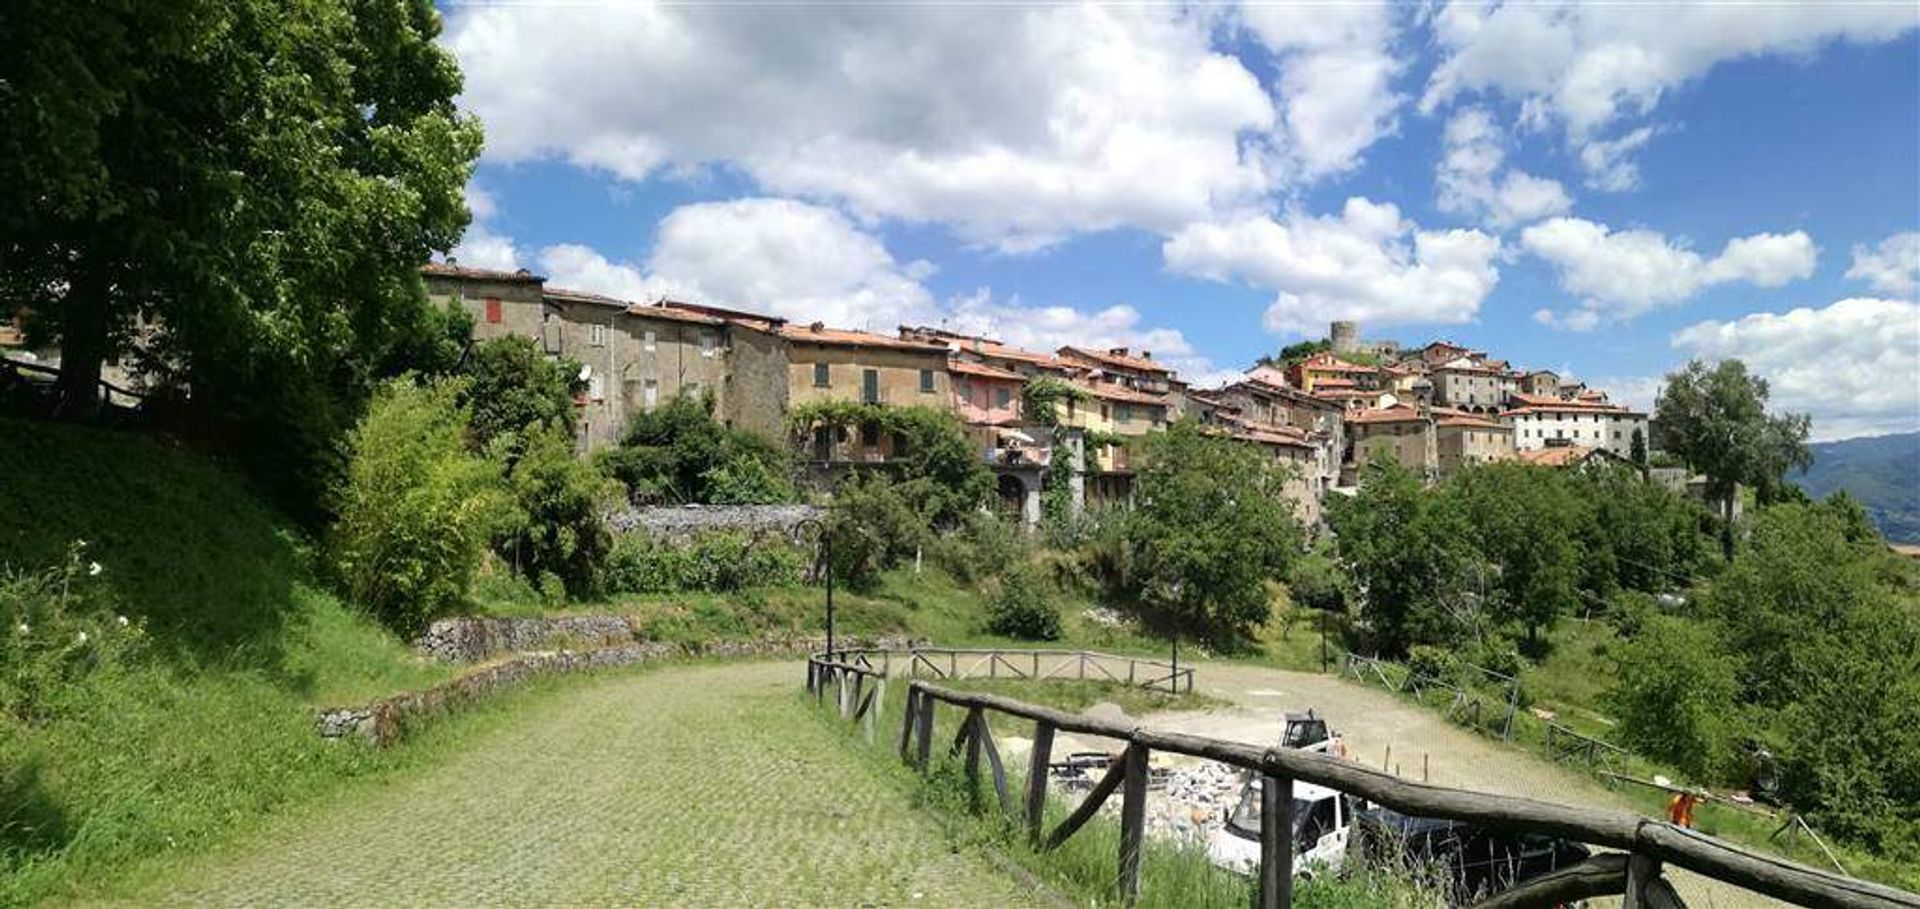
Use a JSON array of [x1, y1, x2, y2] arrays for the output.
[[437, 2, 1920, 440]]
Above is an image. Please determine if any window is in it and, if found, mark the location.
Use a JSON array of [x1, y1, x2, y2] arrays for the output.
[[588, 374, 605, 402], [860, 423, 879, 447], [1118, 404, 1133, 423], [700, 331, 718, 357], [919, 369, 934, 393], [643, 330, 657, 352], [484, 298, 502, 324], [589, 323, 607, 346], [643, 379, 658, 410], [1066, 399, 1076, 419], [1100, 404, 1110, 420], [813, 362, 830, 387], [995, 388, 1011, 409], [861, 368, 880, 404]]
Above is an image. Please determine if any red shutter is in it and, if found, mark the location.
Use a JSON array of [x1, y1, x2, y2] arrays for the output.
[[484, 298, 502, 324]]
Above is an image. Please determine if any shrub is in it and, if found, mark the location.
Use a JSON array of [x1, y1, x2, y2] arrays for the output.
[[827, 474, 932, 590], [601, 390, 795, 505], [1606, 614, 1743, 780], [496, 424, 617, 599], [458, 336, 581, 451], [603, 532, 806, 594], [930, 512, 1024, 585], [985, 563, 1062, 641], [329, 380, 508, 633], [1, 542, 146, 724], [1404, 644, 1458, 683]]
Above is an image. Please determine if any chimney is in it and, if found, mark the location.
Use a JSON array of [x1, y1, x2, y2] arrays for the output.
[[810, 321, 825, 333], [1141, 350, 1152, 360], [1109, 346, 1129, 357]]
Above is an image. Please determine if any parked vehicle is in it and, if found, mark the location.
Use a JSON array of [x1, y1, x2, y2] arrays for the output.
[[1207, 778, 1358, 877], [1349, 807, 1592, 905]]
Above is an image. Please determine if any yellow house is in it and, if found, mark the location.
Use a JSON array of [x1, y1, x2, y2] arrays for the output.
[[777, 322, 954, 465]]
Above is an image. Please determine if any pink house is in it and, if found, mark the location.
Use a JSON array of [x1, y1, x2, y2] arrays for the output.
[[950, 357, 1025, 425]]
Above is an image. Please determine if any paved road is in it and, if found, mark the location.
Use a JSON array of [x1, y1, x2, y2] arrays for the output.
[[100, 661, 1045, 908]]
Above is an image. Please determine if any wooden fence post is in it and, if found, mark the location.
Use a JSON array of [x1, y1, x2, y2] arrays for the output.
[[915, 694, 936, 770], [1260, 770, 1294, 909], [1623, 852, 1661, 909], [963, 707, 985, 809], [1119, 743, 1148, 906], [898, 688, 918, 761], [1026, 720, 1056, 846]]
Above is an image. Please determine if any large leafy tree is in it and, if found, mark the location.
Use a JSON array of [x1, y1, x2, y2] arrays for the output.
[[1327, 455, 1482, 656], [601, 390, 796, 505], [1654, 359, 1811, 557], [460, 336, 581, 453], [1109, 420, 1304, 647], [1, 0, 479, 505], [1443, 464, 1585, 648]]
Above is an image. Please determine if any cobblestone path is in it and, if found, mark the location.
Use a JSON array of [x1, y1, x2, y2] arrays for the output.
[[101, 661, 1043, 908]]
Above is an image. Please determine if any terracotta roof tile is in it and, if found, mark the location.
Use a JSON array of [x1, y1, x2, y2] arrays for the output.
[[948, 358, 1026, 381], [1058, 345, 1171, 375], [1348, 405, 1427, 425], [779, 322, 951, 353], [422, 262, 545, 283]]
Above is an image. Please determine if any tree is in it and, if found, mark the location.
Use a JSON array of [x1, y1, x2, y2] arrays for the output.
[[460, 337, 580, 452], [1257, 338, 1330, 369], [1607, 614, 1743, 781], [1444, 464, 1585, 648], [601, 390, 795, 505], [1629, 426, 1648, 468], [1107, 420, 1304, 647], [497, 423, 618, 598], [1327, 454, 1482, 656], [1654, 359, 1811, 558], [789, 403, 990, 527], [328, 379, 508, 633], [1, 0, 479, 502]]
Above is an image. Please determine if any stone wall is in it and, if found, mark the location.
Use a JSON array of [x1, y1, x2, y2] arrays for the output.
[[321, 632, 925, 746], [415, 614, 638, 663], [606, 503, 823, 543]]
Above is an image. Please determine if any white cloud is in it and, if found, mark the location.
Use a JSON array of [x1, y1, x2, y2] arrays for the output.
[[1436, 107, 1572, 228], [447, 185, 521, 271], [538, 197, 1225, 380], [1423, 3, 1918, 188], [540, 198, 941, 331], [1670, 297, 1920, 440], [1162, 197, 1503, 336], [1846, 231, 1920, 296], [1522, 217, 1817, 327], [944, 289, 1232, 387], [1238, 4, 1405, 181], [447, 3, 1281, 250]]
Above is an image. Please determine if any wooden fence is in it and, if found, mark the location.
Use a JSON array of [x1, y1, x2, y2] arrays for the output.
[[1342, 651, 1522, 741], [809, 646, 1193, 695], [805, 653, 1919, 909]]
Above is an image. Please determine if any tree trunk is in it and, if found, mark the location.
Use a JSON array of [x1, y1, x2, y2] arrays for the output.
[[53, 267, 109, 420], [1719, 491, 1736, 562]]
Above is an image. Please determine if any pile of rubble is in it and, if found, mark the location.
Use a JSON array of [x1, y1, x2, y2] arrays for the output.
[[1044, 753, 1250, 846]]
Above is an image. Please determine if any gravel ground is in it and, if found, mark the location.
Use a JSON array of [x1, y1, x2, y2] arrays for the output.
[[95, 661, 1045, 908], [1134, 661, 1791, 909]]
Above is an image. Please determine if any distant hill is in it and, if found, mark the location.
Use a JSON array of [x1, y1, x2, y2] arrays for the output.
[[1795, 432, 1920, 543]]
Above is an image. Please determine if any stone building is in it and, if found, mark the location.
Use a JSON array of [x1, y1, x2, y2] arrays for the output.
[[1434, 413, 1516, 478], [1430, 361, 1517, 413], [1502, 393, 1648, 460], [1346, 405, 1436, 480]]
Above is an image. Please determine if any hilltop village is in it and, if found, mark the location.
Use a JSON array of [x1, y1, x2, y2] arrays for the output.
[[427, 263, 1651, 526]]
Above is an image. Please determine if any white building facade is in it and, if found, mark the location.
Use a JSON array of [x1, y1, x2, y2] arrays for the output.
[[1503, 396, 1649, 459]]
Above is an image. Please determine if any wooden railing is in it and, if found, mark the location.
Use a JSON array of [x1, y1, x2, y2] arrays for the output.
[[809, 646, 1194, 694], [1342, 650, 1522, 741], [820, 673, 1919, 909]]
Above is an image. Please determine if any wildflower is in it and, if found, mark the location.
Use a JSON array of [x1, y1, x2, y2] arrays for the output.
[[89, 561, 104, 576], [76, 630, 89, 644], [15, 623, 27, 636], [117, 615, 130, 627]]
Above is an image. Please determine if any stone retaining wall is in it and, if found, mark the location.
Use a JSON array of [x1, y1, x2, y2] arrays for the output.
[[320, 633, 923, 747], [607, 504, 823, 543], [415, 614, 639, 663]]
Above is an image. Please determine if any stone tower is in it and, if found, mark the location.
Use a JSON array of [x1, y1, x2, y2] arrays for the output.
[[1330, 320, 1358, 354]]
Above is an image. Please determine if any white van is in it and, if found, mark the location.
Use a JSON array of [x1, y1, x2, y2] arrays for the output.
[[1205, 777, 1356, 877]]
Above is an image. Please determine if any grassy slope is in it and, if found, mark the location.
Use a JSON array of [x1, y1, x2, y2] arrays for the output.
[[0, 419, 456, 906]]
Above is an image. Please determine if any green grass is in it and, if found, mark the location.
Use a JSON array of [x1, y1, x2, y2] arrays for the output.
[[942, 678, 1229, 717], [0, 418, 460, 906]]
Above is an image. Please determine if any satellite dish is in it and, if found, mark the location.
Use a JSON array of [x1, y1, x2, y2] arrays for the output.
[[578, 364, 592, 381]]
